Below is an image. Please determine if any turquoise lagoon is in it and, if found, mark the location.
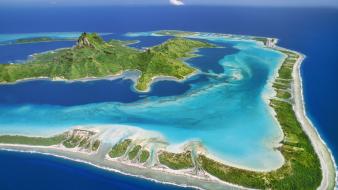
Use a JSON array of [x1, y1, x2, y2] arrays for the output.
[[0, 32, 286, 170]]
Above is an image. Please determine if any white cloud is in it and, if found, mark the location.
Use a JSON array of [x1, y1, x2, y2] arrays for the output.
[[170, 0, 184, 6]]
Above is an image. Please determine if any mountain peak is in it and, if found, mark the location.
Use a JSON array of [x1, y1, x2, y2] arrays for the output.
[[76, 32, 104, 48]]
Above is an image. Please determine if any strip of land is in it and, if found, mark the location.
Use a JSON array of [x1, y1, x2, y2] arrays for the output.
[[14, 37, 77, 44], [0, 37, 78, 45], [290, 50, 337, 190]]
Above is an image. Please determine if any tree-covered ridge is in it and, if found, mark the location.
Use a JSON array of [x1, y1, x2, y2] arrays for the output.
[[0, 32, 214, 91]]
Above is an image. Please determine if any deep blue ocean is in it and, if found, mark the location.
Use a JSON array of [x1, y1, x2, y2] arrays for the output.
[[0, 6, 337, 190], [0, 150, 195, 190]]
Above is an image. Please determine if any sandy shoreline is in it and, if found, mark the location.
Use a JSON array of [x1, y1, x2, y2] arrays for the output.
[[265, 36, 337, 189], [0, 68, 197, 94], [0, 144, 248, 190], [290, 53, 337, 190]]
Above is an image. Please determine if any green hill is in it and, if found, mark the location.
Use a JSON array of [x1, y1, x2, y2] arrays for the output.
[[0, 32, 214, 91]]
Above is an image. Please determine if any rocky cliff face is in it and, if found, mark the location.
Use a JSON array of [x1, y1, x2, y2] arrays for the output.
[[76, 32, 105, 49], [76, 32, 94, 48]]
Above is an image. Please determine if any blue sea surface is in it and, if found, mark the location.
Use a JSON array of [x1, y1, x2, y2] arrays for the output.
[[0, 6, 337, 190], [0, 41, 75, 63], [0, 150, 195, 190]]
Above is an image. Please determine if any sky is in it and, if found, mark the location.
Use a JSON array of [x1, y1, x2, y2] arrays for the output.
[[0, 0, 338, 7]]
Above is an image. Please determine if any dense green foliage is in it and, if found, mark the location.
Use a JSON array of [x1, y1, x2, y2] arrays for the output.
[[0, 32, 213, 91], [109, 140, 150, 163], [128, 145, 141, 160], [63, 136, 83, 148], [273, 82, 289, 90], [276, 89, 291, 99], [109, 139, 131, 158], [198, 155, 266, 188], [0, 134, 66, 146], [92, 140, 100, 151], [158, 151, 193, 170], [139, 150, 150, 163], [196, 50, 322, 189]]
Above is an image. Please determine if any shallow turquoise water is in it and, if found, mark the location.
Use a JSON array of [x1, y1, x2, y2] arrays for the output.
[[0, 32, 286, 170]]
